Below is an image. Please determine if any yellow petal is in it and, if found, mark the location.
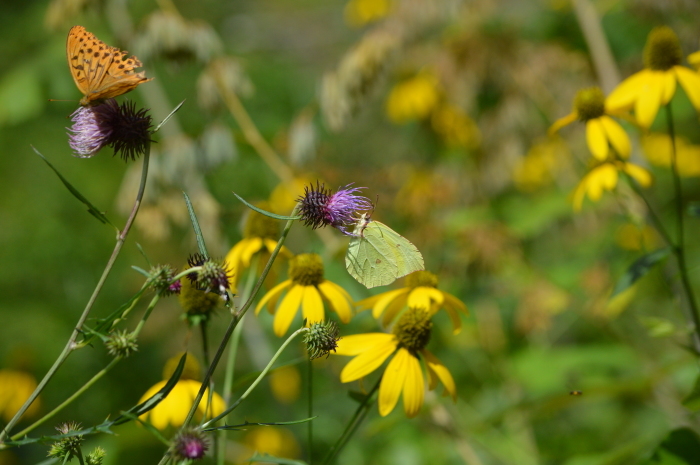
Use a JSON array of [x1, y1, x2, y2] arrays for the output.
[[301, 286, 325, 325], [548, 112, 577, 136], [378, 349, 408, 416], [599, 116, 631, 158], [572, 178, 588, 211], [407, 287, 444, 309], [382, 294, 410, 327], [255, 280, 292, 315], [335, 333, 395, 356], [224, 241, 246, 287], [356, 293, 383, 312], [370, 288, 409, 319], [240, 237, 264, 267], [622, 162, 653, 188], [401, 351, 424, 418], [586, 119, 609, 160], [340, 337, 397, 382], [660, 70, 677, 105], [442, 292, 468, 334], [318, 281, 353, 323], [589, 164, 618, 201], [635, 71, 664, 128], [422, 349, 457, 401], [675, 66, 700, 112], [273, 284, 304, 336], [606, 71, 648, 112]]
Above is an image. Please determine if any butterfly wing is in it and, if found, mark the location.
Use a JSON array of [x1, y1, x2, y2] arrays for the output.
[[67, 26, 152, 105], [345, 216, 424, 288]]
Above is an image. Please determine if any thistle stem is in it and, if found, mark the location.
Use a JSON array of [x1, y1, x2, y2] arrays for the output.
[[0, 144, 151, 444]]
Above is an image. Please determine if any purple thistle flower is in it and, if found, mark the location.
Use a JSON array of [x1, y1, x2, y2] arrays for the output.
[[67, 99, 153, 161], [297, 181, 372, 235], [173, 429, 209, 460]]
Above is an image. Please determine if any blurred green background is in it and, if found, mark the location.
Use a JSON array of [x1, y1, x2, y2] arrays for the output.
[[2, 0, 700, 464]]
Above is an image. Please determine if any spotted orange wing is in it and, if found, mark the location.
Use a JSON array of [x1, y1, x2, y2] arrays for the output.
[[67, 25, 152, 106]]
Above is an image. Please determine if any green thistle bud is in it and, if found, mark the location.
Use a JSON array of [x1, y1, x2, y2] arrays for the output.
[[149, 264, 181, 296], [105, 330, 138, 358], [48, 422, 83, 461], [86, 447, 106, 465], [303, 321, 341, 360]]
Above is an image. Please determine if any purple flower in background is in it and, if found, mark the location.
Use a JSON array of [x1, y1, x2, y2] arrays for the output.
[[173, 429, 209, 460], [297, 181, 372, 235], [68, 99, 152, 161]]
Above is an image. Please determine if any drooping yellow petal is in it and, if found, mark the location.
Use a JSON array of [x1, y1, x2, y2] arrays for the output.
[[422, 349, 457, 401], [548, 112, 578, 136], [635, 71, 664, 128], [240, 237, 264, 267], [675, 66, 700, 112], [355, 293, 383, 312], [588, 164, 618, 201], [301, 286, 325, 325], [224, 241, 246, 287], [659, 70, 677, 106], [586, 119, 609, 160], [401, 350, 424, 418], [442, 293, 468, 334], [599, 116, 631, 158], [318, 281, 353, 323], [378, 349, 408, 416], [407, 287, 444, 309], [340, 337, 397, 382], [367, 288, 409, 319], [273, 284, 305, 336], [606, 71, 648, 112], [382, 294, 410, 327], [255, 280, 292, 315], [622, 162, 653, 188], [335, 333, 395, 356]]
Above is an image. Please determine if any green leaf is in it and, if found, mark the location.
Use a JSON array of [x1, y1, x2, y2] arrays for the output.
[[682, 375, 700, 412], [204, 417, 316, 432], [232, 192, 301, 220], [183, 191, 208, 258], [638, 316, 676, 338], [612, 248, 670, 297], [643, 428, 700, 465], [33, 146, 114, 227], [153, 100, 185, 134]]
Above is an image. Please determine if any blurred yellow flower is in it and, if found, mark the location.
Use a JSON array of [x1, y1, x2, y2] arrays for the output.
[[225, 201, 291, 290], [0, 369, 39, 422], [138, 354, 225, 430], [357, 271, 467, 334], [386, 73, 441, 123], [606, 26, 700, 128], [344, 0, 391, 27], [256, 254, 353, 336], [235, 427, 301, 464], [572, 161, 652, 211], [550, 87, 631, 161], [641, 133, 700, 177], [688, 50, 700, 70], [268, 178, 312, 215], [335, 308, 456, 418], [269, 365, 301, 404], [615, 223, 658, 251], [513, 138, 568, 192], [430, 103, 481, 149]]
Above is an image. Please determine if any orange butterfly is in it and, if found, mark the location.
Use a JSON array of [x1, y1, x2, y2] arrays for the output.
[[67, 25, 152, 106]]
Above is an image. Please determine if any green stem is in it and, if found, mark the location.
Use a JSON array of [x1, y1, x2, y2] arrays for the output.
[[307, 358, 313, 465], [203, 327, 308, 428], [216, 256, 258, 465], [0, 144, 151, 444], [322, 377, 381, 465], [665, 104, 700, 350], [157, 211, 297, 465]]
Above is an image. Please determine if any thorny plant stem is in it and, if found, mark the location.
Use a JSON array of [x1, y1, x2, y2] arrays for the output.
[[0, 144, 151, 445], [203, 327, 309, 428], [322, 377, 381, 465], [216, 255, 258, 465], [665, 103, 700, 349], [13, 292, 161, 440], [157, 211, 297, 464]]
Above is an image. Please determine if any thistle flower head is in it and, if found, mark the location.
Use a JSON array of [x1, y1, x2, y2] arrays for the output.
[[303, 321, 341, 360], [150, 264, 180, 296], [186, 253, 232, 298], [173, 429, 209, 461], [297, 181, 372, 235], [68, 99, 153, 161], [48, 422, 83, 461]]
